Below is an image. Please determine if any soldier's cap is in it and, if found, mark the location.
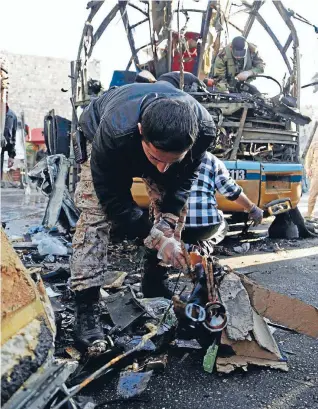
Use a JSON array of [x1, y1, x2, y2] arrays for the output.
[[231, 36, 247, 59]]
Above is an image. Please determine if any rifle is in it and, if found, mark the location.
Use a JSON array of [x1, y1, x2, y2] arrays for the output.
[[70, 97, 87, 164]]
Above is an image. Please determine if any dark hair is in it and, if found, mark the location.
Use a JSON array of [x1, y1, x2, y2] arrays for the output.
[[141, 98, 198, 152]]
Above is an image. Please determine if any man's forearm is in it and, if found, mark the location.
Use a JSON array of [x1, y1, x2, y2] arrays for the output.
[[234, 192, 254, 212]]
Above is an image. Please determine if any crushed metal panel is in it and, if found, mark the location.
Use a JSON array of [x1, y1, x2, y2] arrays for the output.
[[105, 290, 144, 331], [42, 155, 71, 228], [239, 274, 318, 339], [219, 272, 254, 340], [252, 309, 282, 357], [2, 359, 78, 409], [216, 356, 288, 374]]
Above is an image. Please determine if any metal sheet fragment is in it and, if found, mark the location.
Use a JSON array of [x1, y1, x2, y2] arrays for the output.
[[219, 272, 254, 340]]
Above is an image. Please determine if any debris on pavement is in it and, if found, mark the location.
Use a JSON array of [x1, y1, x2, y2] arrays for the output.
[[117, 369, 153, 399], [233, 242, 251, 254], [3, 219, 318, 408], [218, 272, 254, 340]]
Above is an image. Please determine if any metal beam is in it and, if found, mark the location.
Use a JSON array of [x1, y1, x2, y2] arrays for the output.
[[166, 1, 173, 73], [242, 0, 265, 38], [127, 2, 148, 17], [230, 106, 248, 160], [93, 4, 120, 45], [119, 1, 140, 68], [130, 17, 148, 30], [273, 1, 300, 107], [195, 1, 214, 77], [283, 33, 292, 53], [255, 12, 292, 74]]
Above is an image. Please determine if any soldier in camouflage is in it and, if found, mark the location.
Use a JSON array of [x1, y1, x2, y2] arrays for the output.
[[212, 36, 265, 92]]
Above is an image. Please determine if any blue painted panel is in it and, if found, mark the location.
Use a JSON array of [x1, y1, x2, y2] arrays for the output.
[[109, 71, 137, 87]]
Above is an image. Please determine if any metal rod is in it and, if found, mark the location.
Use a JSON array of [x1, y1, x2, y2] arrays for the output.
[[283, 33, 292, 53], [130, 17, 148, 30], [255, 13, 292, 74], [166, 0, 173, 73], [242, 0, 264, 38], [230, 106, 248, 160], [196, 1, 214, 78], [119, 1, 140, 67], [93, 4, 120, 45], [51, 326, 158, 409], [128, 2, 148, 17]]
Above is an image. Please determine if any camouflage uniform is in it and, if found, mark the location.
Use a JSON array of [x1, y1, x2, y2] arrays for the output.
[[70, 144, 111, 291], [70, 144, 188, 291], [213, 42, 265, 91], [306, 140, 318, 218]]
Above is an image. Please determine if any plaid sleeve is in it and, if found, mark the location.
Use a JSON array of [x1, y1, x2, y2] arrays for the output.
[[214, 157, 242, 201]]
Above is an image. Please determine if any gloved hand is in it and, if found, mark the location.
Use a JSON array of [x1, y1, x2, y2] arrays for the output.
[[8, 158, 14, 168], [248, 204, 263, 225], [154, 218, 175, 238], [144, 226, 187, 270], [236, 70, 254, 81], [156, 235, 188, 270]]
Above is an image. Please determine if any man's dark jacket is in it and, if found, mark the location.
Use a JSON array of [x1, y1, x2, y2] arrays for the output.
[[79, 80, 216, 237], [4, 108, 17, 158]]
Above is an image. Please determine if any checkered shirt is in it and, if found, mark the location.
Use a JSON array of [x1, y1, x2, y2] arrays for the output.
[[185, 152, 242, 227]]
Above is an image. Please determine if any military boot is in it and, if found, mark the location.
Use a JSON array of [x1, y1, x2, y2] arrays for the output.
[[74, 287, 104, 348], [141, 250, 174, 299]]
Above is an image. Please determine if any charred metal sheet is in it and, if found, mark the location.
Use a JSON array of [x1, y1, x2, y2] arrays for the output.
[[219, 272, 253, 340], [42, 155, 70, 228], [2, 358, 78, 409], [105, 290, 145, 331], [29, 155, 80, 229], [117, 370, 153, 399]]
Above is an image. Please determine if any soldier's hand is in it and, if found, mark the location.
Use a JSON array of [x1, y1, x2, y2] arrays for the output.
[[154, 218, 174, 238], [307, 169, 313, 178], [248, 204, 263, 226], [8, 158, 14, 168], [236, 70, 253, 81], [156, 236, 187, 270]]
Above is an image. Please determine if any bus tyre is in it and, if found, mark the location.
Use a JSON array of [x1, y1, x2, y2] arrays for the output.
[[268, 211, 299, 239], [289, 206, 318, 238]]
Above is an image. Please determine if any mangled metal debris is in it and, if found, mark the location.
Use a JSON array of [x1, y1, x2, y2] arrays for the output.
[[4, 223, 318, 407], [1, 229, 78, 409], [28, 154, 80, 230]]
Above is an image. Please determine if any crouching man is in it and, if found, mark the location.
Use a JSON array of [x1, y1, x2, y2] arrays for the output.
[[70, 79, 216, 348], [182, 151, 263, 251]]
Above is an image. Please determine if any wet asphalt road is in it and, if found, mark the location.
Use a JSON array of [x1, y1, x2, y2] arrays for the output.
[[1, 188, 318, 409]]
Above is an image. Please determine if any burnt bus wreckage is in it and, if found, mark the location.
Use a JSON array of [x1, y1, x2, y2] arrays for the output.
[[69, 0, 310, 166], [36, 0, 317, 237]]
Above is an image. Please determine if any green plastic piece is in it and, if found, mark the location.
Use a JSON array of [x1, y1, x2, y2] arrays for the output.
[[203, 342, 219, 373]]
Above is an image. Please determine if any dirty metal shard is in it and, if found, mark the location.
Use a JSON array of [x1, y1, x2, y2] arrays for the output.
[[239, 274, 318, 339], [117, 370, 153, 399], [105, 290, 144, 331], [218, 272, 254, 340]]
